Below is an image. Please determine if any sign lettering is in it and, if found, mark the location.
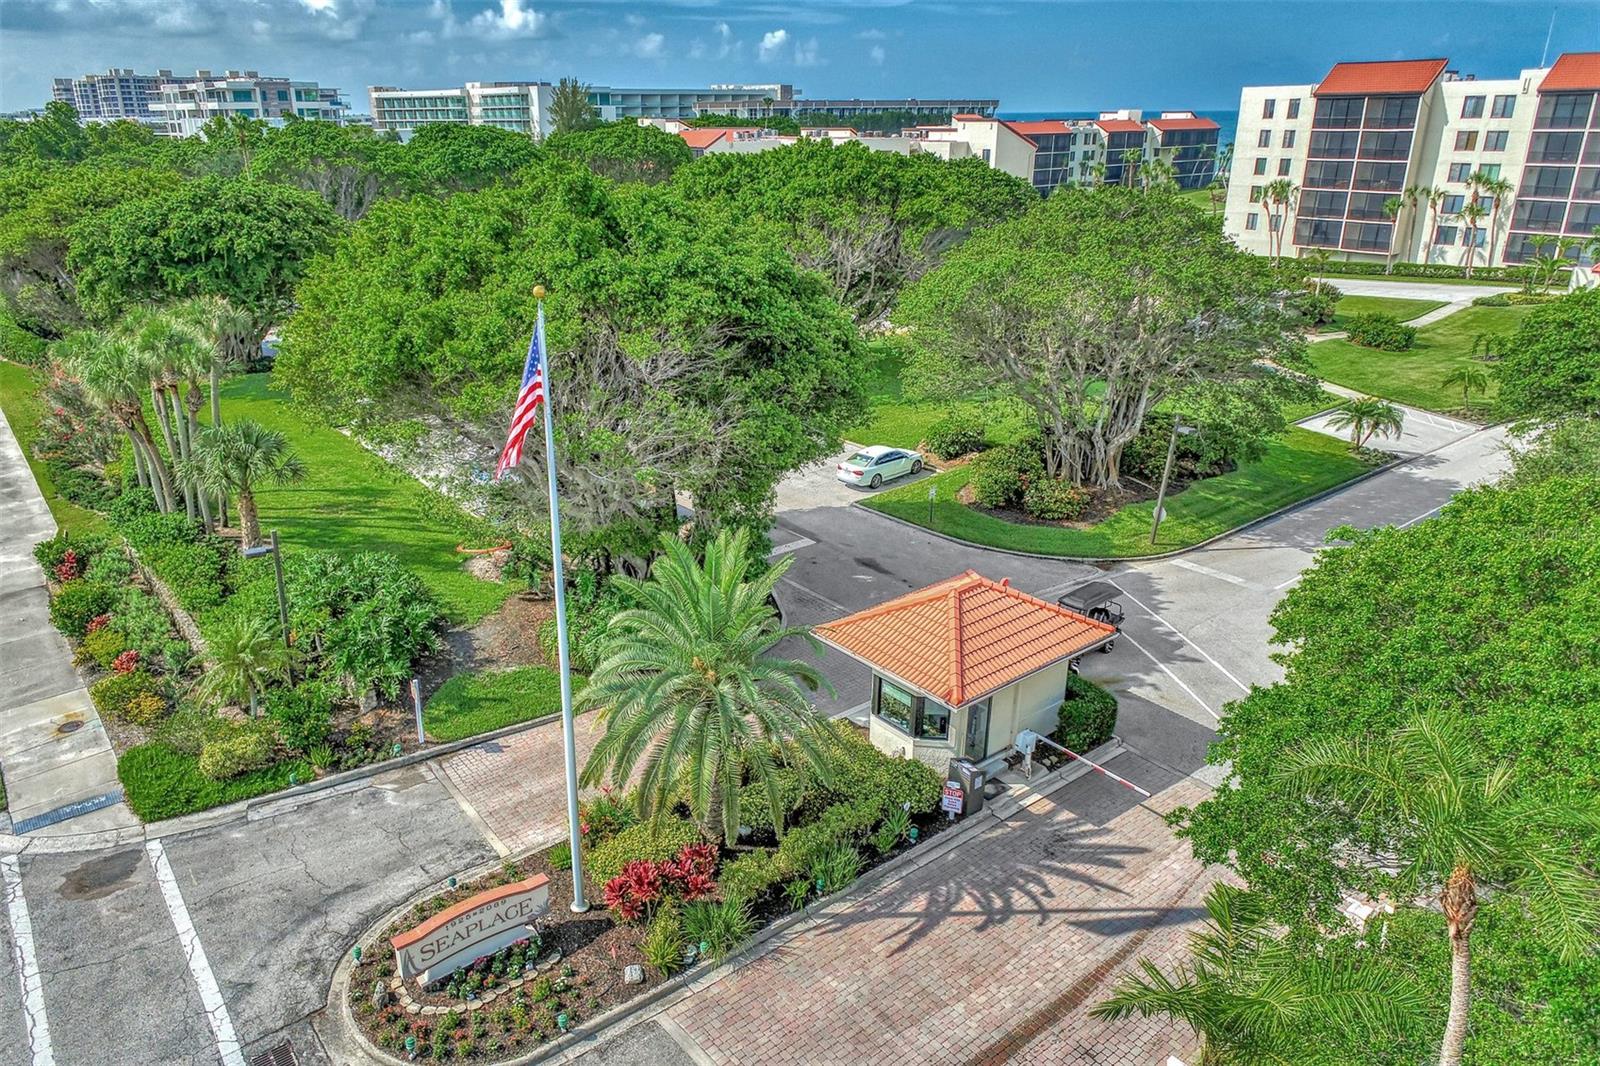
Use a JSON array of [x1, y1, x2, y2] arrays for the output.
[[391, 875, 550, 985]]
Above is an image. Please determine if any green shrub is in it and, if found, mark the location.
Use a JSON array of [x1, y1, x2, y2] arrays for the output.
[[118, 741, 309, 821], [578, 789, 638, 843], [1471, 292, 1560, 307], [808, 843, 862, 895], [265, 679, 337, 752], [1345, 313, 1417, 352], [78, 626, 131, 670], [970, 443, 1044, 509], [284, 551, 442, 698], [33, 529, 112, 573], [112, 586, 185, 669], [1022, 478, 1091, 521], [718, 850, 784, 902], [84, 550, 134, 587], [1294, 283, 1341, 327], [145, 540, 229, 613], [90, 669, 161, 722], [793, 723, 942, 823], [1055, 674, 1118, 752], [117, 510, 201, 552], [549, 842, 573, 871], [122, 691, 169, 727], [197, 724, 278, 781], [50, 581, 116, 639], [778, 801, 884, 877], [48, 462, 119, 509], [681, 897, 755, 962], [586, 817, 702, 889], [107, 487, 158, 524], [735, 768, 806, 835], [642, 902, 687, 976], [872, 806, 913, 854], [923, 414, 987, 460]]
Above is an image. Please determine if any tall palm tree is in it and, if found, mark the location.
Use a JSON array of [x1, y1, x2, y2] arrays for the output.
[[1440, 364, 1489, 411], [1261, 179, 1299, 267], [1475, 175, 1514, 268], [176, 418, 305, 548], [1277, 713, 1600, 1066], [61, 329, 178, 513], [1456, 201, 1489, 279], [125, 306, 212, 523], [1421, 186, 1448, 265], [1382, 196, 1405, 274], [1326, 396, 1404, 449], [1120, 147, 1142, 188], [176, 295, 253, 527], [1093, 882, 1424, 1065], [198, 615, 290, 716], [578, 527, 835, 844]]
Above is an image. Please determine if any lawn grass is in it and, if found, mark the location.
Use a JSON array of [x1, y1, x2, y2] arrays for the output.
[[218, 374, 514, 625], [861, 427, 1371, 557], [842, 341, 1032, 449], [423, 665, 576, 741], [1330, 295, 1446, 328], [1320, 272, 1518, 289], [117, 741, 312, 822], [1308, 304, 1535, 413], [0, 359, 109, 536]]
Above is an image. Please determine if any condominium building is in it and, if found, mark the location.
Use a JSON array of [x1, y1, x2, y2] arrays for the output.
[[151, 70, 347, 137], [369, 82, 554, 140], [1224, 54, 1598, 269], [51, 68, 172, 125]]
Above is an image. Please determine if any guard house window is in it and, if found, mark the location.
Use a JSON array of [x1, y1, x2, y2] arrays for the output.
[[1258, 129, 1272, 148], [873, 678, 915, 734], [1263, 98, 1276, 119], [918, 701, 951, 741], [1287, 98, 1301, 120], [1461, 95, 1485, 119], [1490, 94, 1515, 119]]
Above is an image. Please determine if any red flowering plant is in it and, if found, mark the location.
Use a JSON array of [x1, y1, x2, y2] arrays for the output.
[[54, 550, 81, 583], [601, 843, 720, 921], [86, 614, 113, 634], [112, 649, 140, 674]]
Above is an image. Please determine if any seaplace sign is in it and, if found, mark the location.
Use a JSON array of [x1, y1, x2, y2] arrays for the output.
[[391, 874, 550, 985]]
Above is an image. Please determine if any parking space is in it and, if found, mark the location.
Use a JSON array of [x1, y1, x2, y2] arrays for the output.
[[1297, 401, 1479, 458], [773, 448, 935, 513]]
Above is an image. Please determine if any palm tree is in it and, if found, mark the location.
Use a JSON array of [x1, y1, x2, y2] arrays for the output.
[[1456, 201, 1489, 279], [1300, 247, 1333, 295], [198, 615, 290, 716], [1476, 175, 1514, 268], [1326, 396, 1404, 449], [61, 329, 178, 513], [549, 77, 598, 134], [1120, 147, 1142, 187], [175, 295, 253, 527], [1093, 882, 1424, 1064], [1277, 712, 1600, 1066], [1421, 186, 1448, 265], [1440, 364, 1489, 412], [176, 418, 305, 548], [125, 306, 212, 523], [578, 527, 835, 845], [1382, 196, 1405, 274], [1261, 179, 1299, 267]]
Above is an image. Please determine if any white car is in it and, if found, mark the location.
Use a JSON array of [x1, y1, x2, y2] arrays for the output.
[[837, 446, 923, 489]]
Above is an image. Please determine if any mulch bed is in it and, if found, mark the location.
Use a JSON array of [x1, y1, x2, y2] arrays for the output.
[[956, 476, 1167, 529]]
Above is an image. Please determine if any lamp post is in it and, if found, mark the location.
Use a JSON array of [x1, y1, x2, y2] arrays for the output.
[[1149, 419, 1197, 546], [241, 529, 293, 686]]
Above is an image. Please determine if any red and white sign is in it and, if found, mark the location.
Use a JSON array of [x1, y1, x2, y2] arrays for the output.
[[391, 875, 550, 985], [941, 784, 964, 814]]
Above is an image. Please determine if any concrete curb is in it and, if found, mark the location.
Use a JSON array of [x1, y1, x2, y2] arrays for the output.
[[321, 739, 1126, 1066]]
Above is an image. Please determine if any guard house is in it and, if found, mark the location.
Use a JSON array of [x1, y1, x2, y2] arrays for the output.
[[814, 572, 1117, 771]]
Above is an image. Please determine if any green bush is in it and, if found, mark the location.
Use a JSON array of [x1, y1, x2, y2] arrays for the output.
[[197, 724, 278, 781], [1055, 674, 1118, 752], [808, 843, 863, 895], [718, 850, 784, 902], [33, 529, 112, 573], [549, 842, 573, 871], [1472, 292, 1560, 307], [90, 669, 161, 722], [642, 902, 687, 976], [283, 551, 442, 698], [84, 550, 134, 587], [923, 414, 987, 460], [121, 691, 168, 727], [586, 817, 702, 889], [793, 723, 942, 824], [735, 768, 807, 835], [1344, 313, 1417, 352], [872, 806, 913, 854], [1022, 478, 1091, 521], [1294, 283, 1342, 327], [117, 510, 201, 552], [107, 487, 158, 524], [112, 586, 185, 668], [265, 679, 337, 752], [118, 742, 310, 822], [50, 581, 116, 639], [422, 666, 567, 742], [970, 443, 1044, 509], [681, 897, 755, 962], [778, 801, 884, 877], [145, 540, 230, 613], [78, 626, 131, 670], [1321, 261, 1547, 284], [48, 461, 119, 510]]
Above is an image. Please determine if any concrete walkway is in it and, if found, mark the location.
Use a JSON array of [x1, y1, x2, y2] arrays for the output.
[[0, 403, 137, 836], [1308, 275, 1515, 342]]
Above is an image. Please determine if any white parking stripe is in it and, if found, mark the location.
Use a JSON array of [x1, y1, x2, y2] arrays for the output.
[[1112, 581, 1252, 696], [1118, 630, 1220, 721], [1, 855, 54, 1066], [1170, 558, 1252, 588], [1399, 504, 1445, 528], [767, 536, 816, 558], [145, 841, 246, 1066]]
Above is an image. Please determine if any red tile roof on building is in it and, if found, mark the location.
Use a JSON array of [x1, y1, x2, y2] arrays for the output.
[[952, 113, 991, 121], [1148, 116, 1220, 132], [1093, 118, 1145, 135], [1006, 119, 1075, 135], [1541, 52, 1600, 92], [813, 571, 1117, 707], [1314, 58, 1449, 96], [678, 128, 735, 150]]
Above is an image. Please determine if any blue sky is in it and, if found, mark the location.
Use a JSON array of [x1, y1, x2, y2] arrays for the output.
[[2, 1, 1596, 115]]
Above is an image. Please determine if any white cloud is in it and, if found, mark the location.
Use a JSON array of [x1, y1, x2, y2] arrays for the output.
[[758, 27, 788, 61], [869, 44, 885, 65], [857, 28, 887, 40], [298, 0, 337, 12], [714, 20, 733, 58], [633, 31, 664, 58], [445, 0, 545, 39], [794, 36, 821, 67]]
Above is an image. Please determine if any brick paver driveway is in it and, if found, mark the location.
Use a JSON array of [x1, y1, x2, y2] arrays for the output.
[[658, 762, 1215, 1066]]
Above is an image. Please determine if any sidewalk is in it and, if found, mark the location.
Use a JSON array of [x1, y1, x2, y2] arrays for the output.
[[0, 403, 138, 836]]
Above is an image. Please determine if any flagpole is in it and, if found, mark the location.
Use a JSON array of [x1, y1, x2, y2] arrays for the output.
[[534, 285, 589, 913]]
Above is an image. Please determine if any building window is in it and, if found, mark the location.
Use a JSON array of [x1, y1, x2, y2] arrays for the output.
[[1245, 212, 1260, 230], [1447, 162, 1473, 183], [1253, 157, 1268, 175], [1461, 95, 1485, 119], [1489, 94, 1515, 119], [1278, 158, 1292, 176], [1314, 97, 1364, 129], [1257, 129, 1272, 148], [1455, 130, 1479, 151], [1287, 98, 1301, 120], [873, 678, 915, 734], [231, 89, 254, 103], [1484, 130, 1509, 152], [1367, 95, 1420, 129], [1435, 225, 1459, 245], [1478, 163, 1502, 181], [1283, 129, 1297, 148], [918, 701, 951, 740], [1441, 194, 1465, 214], [1263, 98, 1276, 119], [1360, 130, 1413, 160], [981, 148, 991, 163], [276, 89, 289, 101], [1304, 159, 1354, 188], [1536, 93, 1593, 129], [1249, 185, 1264, 203], [1520, 166, 1576, 199], [1529, 131, 1584, 164], [1511, 199, 1567, 232], [1309, 130, 1360, 158]]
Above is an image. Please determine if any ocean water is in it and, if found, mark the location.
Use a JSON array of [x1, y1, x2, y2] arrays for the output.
[[999, 109, 1241, 151]]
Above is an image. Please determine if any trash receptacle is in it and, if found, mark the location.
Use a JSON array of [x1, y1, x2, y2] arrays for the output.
[[946, 758, 987, 816]]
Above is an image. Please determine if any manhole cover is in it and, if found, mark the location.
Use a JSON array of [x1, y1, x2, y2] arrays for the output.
[[56, 721, 84, 735], [250, 1042, 296, 1066]]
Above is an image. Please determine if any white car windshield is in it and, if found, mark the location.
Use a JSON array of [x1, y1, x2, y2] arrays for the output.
[[847, 452, 878, 465]]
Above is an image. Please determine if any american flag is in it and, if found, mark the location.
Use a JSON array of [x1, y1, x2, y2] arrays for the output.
[[495, 305, 547, 481]]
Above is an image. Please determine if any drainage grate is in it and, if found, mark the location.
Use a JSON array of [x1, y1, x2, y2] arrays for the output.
[[11, 789, 124, 835], [56, 720, 85, 734], [250, 1042, 296, 1066]]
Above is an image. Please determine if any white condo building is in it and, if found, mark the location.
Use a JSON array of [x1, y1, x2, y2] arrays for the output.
[[151, 70, 347, 138], [51, 68, 172, 126], [1225, 52, 1600, 269]]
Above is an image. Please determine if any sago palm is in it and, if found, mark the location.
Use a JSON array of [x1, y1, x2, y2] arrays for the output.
[[198, 615, 290, 717], [578, 527, 834, 844], [1326, 396, 1404, 448], [176, 418, 305, 548], [1093, 881, 1425, 1065], [1277, 713, 1600, 1066]]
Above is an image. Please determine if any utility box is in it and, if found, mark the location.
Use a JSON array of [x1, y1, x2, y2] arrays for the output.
[[946, 758, 987, 816]]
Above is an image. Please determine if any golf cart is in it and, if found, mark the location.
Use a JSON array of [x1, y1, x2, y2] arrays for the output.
[[1058, 580, 1125, 666]]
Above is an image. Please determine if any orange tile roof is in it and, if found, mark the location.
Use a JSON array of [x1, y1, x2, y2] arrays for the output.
[[678, 128, 735, 149], [1094, 118, 1145, 135], [1314, 58, 1448, 96], [813, 571, 1117, 707], [1541, 52, 1600, 92], [1148, 116, 1220, 132], [1006, 119, 1075, 135], [952, 113, 992, 121]]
